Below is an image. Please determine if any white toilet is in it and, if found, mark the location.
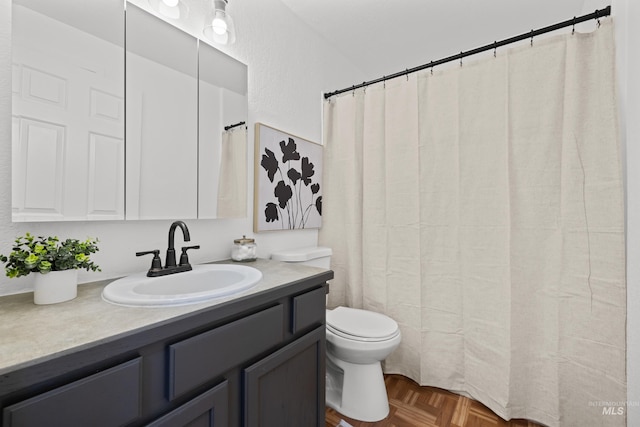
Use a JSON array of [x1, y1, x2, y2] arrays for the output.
[[271, 246, 402, 422]]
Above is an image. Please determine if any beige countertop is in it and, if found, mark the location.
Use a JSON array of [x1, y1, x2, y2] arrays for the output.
[[0, 259, 330, 374]]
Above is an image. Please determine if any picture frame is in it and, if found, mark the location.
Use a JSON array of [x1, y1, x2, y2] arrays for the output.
[[254, 123, 323, 232]]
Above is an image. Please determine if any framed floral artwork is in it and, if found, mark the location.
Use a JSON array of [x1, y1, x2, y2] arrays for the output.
[[254, 123, 323, 232]]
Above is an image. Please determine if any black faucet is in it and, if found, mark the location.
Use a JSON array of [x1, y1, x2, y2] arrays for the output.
[[136, 221, 200, 277], [166, 220, 190, 268]]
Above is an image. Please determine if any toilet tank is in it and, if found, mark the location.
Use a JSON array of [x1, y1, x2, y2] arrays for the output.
[[271, 246, 332, 269]]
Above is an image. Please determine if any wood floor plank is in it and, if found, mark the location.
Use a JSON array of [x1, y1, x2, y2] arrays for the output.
[[325, 375, 545, 427], [451, 395, 471, 426]]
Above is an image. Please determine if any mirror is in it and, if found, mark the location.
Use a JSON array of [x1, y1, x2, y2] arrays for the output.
[[125, 4, 198, 220], [11, 1, 248, 222], [198, 42, 248, 219], [11, 0, 125, 221]]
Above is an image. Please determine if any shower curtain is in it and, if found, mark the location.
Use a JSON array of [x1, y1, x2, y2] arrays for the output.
[[320, 20, 625, 427], [217, 126, 247, 218]]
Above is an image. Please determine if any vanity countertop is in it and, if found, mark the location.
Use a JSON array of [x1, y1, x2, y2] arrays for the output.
[[0, 259, 332, 375]]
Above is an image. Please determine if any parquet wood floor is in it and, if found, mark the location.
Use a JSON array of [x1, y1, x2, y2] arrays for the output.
[[325, 374, 545, 427]]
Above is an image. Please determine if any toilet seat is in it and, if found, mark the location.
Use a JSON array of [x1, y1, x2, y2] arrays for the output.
[[326, 307, 400, 342]]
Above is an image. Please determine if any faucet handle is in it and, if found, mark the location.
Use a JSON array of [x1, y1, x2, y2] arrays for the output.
[[179, 245, 200, 266], [136, 249, 162, 272]]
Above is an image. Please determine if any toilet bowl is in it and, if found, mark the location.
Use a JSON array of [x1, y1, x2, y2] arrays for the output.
[[325, 306, 401, 421], [271, 247, 402, 422]]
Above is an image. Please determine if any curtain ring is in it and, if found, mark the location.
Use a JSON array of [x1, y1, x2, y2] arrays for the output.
[[596, 10, 601, 28], [572, 17, 576, 35], [460, 52, 463, 67], [493, 41, 497, 57], [530, 29, 534, 46], [351, 85, 356, 97], [383, 76, 386, 89], [406, 69, 409, 81], [430, 61, 434, 75]]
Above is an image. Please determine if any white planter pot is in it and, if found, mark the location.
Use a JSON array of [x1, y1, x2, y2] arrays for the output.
[[33, 270, 78, 305]]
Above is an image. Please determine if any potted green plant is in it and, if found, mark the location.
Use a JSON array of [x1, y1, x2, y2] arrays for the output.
[[0, 233, 100, 304]]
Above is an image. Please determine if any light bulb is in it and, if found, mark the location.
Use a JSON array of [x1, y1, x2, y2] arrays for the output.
[[212, 12, 227, 35], [162, 0, 179, 7]]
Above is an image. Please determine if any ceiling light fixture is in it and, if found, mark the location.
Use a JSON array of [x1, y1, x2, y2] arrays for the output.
[[203, 0, 236, 45], [148, 0, 189, 20]]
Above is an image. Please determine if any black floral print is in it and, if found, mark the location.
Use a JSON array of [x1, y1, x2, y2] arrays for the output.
[[274, 180, 293, 209], [259, 135, 322, 229], [280, 138, 300, 162], [261, 148, 278, 183], [265, 202, 279, 222], [301, 157, 314, 185], [287, 168, 301, 185]]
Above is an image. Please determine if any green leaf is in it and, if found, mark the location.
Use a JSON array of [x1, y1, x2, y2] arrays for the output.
[[38, 261, 52, 273], [25, 254, 39, 265]]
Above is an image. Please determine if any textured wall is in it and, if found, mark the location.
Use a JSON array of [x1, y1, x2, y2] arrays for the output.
[[0, 0, 364, 295], [612, 0, 640, 423]]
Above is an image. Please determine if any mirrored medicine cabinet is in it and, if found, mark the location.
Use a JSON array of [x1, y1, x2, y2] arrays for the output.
[[11, 0, 248, 222]]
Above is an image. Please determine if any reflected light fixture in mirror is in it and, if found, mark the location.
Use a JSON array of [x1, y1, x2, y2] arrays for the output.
[[203, 0, 236, 45], [148, 0, 189, 20]]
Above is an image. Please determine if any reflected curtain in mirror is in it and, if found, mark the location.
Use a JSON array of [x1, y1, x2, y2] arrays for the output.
[[217, 126, 247, 218]]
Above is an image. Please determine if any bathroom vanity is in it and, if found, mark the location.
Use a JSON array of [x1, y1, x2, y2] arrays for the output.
[[0, 260, 332, 426]]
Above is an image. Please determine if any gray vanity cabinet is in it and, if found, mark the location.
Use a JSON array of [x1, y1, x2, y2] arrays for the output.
[[0, 271, 331, 427]]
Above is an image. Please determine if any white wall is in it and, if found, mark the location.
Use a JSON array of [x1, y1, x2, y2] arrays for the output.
[[0, 0, 364, 295], [612, 0, 640, 423], [626, 0, 640, 418]]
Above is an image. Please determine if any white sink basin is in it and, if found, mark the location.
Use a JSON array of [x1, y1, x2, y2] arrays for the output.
[[102, 264, 262, 307]]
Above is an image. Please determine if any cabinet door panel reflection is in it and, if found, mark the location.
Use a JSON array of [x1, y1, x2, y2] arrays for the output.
[[12, 0, 124, 221]]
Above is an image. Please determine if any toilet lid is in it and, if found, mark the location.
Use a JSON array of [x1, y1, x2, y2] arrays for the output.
[[326, 307, 399, 342]]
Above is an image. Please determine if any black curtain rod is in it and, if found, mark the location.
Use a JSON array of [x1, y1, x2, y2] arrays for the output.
[[324, 5, 611, 99], [224, 121, 246, 131]]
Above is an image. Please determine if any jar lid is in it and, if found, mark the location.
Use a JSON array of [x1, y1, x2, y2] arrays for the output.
[[234, 235, 255, 244]]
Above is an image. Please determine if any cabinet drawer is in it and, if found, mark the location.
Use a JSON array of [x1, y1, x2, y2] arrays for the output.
[[291, 286, 326, 334], [3, 358, 141, 427], [169, 304, 284, 399], [148, 380, 228, 427]]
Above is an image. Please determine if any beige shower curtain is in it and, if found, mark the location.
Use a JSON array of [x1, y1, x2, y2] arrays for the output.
[[217, 126, 247, 218], [320, 20, 625, 427]]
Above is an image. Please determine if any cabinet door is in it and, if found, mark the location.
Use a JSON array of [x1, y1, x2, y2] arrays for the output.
[[147, 380, 228, 427], [243, 326, 325, 427]]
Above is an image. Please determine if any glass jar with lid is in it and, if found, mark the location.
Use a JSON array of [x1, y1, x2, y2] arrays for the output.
[[231, 235, 257, 262]]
